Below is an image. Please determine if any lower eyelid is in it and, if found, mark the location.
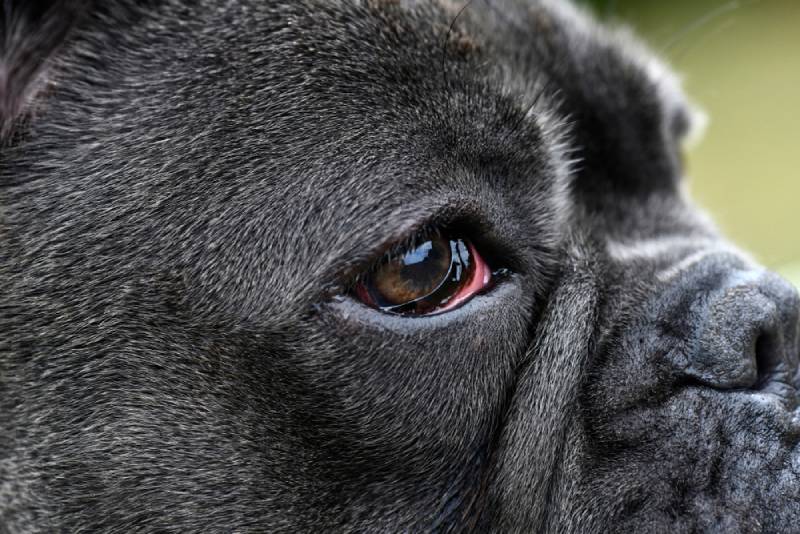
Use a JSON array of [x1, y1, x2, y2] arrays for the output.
[[330, 274, 521, 332]]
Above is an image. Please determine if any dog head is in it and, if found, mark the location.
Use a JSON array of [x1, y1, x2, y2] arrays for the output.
[[2, 0, 798, 531]]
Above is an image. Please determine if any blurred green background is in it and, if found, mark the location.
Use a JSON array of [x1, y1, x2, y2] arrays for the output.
[[582, 0, 799, 287]]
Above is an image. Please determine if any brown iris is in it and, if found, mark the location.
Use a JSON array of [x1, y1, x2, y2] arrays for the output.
[[355, 234, 491, 316]]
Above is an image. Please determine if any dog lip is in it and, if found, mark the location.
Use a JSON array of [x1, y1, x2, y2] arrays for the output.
[[748, 387, 798, 412], [737, 380, 800, 446], [735, 392, 800, 445], [754, 368, 799, 411]]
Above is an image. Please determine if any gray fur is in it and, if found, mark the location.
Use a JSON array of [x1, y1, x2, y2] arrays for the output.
[[1, 0, 799, 532]]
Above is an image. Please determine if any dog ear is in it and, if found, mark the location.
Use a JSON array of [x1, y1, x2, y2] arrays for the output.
[[0, 0, 91, 138]]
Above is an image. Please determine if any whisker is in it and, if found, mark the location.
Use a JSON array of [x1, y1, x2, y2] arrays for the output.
[[661, 0, 743, 54], [440, 0, 476, 95]]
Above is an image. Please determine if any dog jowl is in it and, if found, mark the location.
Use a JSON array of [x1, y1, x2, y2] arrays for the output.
[[1, 0, 798, 532]]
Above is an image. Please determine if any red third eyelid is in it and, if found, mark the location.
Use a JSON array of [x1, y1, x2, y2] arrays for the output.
[[436, 241, 491, 313], [355, 280, 376, 308]]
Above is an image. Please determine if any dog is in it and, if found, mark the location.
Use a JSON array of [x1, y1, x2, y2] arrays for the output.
[[2, 0, 799, 531]]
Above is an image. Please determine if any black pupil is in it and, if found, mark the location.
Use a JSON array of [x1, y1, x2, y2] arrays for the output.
[[366, 237, 474, 315]]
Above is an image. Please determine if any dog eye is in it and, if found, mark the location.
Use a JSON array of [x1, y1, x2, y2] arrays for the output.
[[354, 234, 492, 316]]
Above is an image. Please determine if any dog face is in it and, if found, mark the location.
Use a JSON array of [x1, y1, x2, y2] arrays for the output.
[[2, 0, 799, 531]]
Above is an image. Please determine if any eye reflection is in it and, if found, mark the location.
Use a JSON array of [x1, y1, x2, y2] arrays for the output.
[[354, 234, 492, 316]]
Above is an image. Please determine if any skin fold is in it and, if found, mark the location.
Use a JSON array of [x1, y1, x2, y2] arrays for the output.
[[1, 1, 798, 532]]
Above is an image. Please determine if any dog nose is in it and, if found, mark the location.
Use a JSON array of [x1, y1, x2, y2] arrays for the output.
[[686, 270, 800, 396]]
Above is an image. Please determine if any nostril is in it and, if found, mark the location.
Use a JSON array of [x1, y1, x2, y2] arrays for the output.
[[665, 267, 799, 400], [687, 272, 795, 392], [754, 332, 781, 390]]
